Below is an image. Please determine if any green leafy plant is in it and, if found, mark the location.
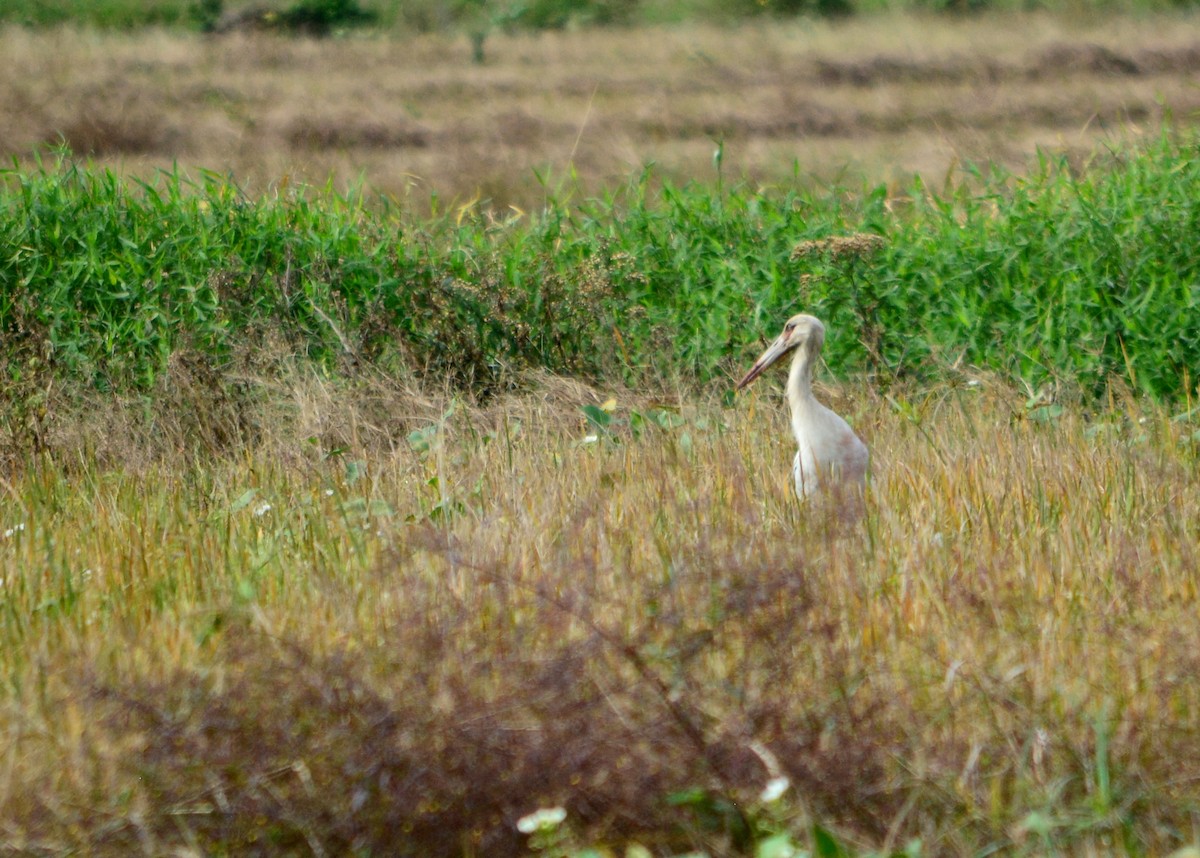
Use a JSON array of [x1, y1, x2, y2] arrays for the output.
[[280, 0, 377, 34], [4, 134, 1200, 413]]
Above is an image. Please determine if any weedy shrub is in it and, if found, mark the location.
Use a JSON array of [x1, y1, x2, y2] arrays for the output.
[[0, 155, 635, 403], [193, 0, 378, 34], [2, 133, 1199, 445], [877, 148, 1200, 400], [0, 0, 192, 28]]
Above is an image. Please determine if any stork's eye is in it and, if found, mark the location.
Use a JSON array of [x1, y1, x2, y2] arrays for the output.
[[784, 322, 796, 333]]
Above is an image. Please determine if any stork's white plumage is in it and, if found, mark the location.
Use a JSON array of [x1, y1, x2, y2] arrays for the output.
[[737, 314, 868, 499]]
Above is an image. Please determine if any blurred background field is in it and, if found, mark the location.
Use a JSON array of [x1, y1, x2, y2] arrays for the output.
[[3, 8, 1200, 211]]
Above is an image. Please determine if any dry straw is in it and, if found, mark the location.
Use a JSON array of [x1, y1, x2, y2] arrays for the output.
[[0, 377, 1197, 854]]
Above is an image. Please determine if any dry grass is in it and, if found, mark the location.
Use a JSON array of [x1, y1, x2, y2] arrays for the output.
[[4, 13, 1200, 209], [0, 368, 1197, 854]]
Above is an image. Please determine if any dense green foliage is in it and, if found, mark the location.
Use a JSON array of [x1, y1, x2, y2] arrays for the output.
[[192, 0, 378, 34], [2, 136, 1198, 400], [0, 0, 191, 28], [0, 0, 373, 30], [2, 0, 1198, 30]]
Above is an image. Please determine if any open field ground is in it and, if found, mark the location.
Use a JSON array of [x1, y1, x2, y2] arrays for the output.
[[2, 9, 1200, 856], [1, 380, 1199, 855], [4, 13, 1200, 210]]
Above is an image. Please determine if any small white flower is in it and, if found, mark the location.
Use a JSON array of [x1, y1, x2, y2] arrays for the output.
[[3, 523, 26, 539], [516, 806, 567, 834], [966, 379, 980, 388], [253, 502, 273, 517], [760, 776, 790, 803], [325, 489, 334, 496], [581, 434, 599, 444]]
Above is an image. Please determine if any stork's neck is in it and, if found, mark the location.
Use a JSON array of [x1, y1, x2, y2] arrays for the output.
[[786, 344, 818, 416]]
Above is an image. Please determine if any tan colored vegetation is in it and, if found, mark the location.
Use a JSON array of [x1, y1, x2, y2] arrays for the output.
[[3, 14, 1200, 209], [0, 371, 1198, 853]]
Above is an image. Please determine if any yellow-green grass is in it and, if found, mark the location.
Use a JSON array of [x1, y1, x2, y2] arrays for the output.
[[1, 375, 1197, 854]]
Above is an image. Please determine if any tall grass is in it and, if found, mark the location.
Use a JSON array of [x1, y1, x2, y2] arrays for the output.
[[2, 135, 1198, 424], [0, 381, 1197, 854]]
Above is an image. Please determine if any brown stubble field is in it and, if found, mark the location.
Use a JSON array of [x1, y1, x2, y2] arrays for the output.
[[4, 13, 1200, 210]]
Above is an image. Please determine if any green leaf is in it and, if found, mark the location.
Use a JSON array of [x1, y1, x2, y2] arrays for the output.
[[667, 788, 708, 807], [407, 424, 439, 453], [1028, 404, 1064, 423], [581, 404, 613, 429], [229, 488, 257, 513], [345, 460, 367, 484], [757, 833, 802, 858], [813, 823, 852, 858], [649, 407, 686, 429]]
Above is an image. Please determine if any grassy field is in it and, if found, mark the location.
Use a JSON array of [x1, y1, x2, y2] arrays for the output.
[[0, 379, 1198, 855], [0, 140, 1198, 853], [2, 7, 1200, 857]]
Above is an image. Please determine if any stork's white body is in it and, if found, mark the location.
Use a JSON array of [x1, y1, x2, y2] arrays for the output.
[[738, 314, 868, 500], [785, 337, 869, 498]]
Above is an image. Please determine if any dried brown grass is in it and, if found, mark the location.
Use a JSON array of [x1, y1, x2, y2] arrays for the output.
[[0, 366, 1197, 854]]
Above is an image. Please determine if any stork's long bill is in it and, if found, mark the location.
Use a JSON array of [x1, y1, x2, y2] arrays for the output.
[[736, 332, 796, 390]]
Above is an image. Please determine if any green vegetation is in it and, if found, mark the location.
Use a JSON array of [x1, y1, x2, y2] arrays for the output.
[[0, 0, 193, 28], [191, 0, 379, 34], [3, 134, 1198, 423], [2, 0, 1199, 31], [0, 0, 378, 32]]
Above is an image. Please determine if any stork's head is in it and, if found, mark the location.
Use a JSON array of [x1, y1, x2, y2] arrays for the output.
[[736, 314, 825, 390]]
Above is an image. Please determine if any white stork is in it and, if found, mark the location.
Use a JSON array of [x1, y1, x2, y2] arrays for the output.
[[737, 314, 868, 499]]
